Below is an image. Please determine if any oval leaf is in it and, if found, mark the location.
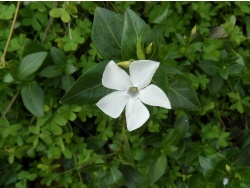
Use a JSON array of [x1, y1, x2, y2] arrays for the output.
[[17, 51, 48, 80], [60, 61, 110, 105], [121, 9, 153, 60], [21, 82, 44, 117], [92, 7, 124, 60], [168, 79, 201, 111]]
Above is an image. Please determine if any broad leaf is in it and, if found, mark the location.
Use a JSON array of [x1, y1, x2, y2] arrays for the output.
[[138, 148, 167, 185], [199, 59, 220, 76], [60, 61, 110, 105], [17, 51, 48, 81], [96, 166, 125, 187], [162, 128, 184, 148], [207, 75, 223, 95], [121, 9, 153, 60], [149, 152, 167, 184], [92, 7, 124, 60], [21, 82, 44, 117], [168, 79, 201, 111], [119, 166, 145, 188]]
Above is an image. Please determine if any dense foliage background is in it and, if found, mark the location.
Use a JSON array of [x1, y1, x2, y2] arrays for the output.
[[1, 1, 250, 187]]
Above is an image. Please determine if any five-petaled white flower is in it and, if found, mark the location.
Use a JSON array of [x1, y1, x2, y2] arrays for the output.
[[96, 60, 171, 131]]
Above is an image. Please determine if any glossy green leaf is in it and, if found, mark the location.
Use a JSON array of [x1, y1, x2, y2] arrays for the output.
[[148, 3, 169, 24], [121, 9, 153, 60], [50, 47, 67, 65], [149, 152, 167, 184], [162, 128, 184, 148], [21, 82, 44, 117], [119, 166, 145, 188], [92, 7, 124, 60], [199, 59, 220, 76], [40, 65, 63, 78], [207, 75, 223, 95], [17, 52, 48, 80], [123, 134, 134, 164], [168, 79, 201, 111], [60, 61, 110, 105], [96, 166, 125, 187]]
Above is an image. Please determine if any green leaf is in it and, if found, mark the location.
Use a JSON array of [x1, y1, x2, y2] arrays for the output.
[[60, 61, 110, 105], [61, 75, 75, 92], [49, 8, 62, 18], [148, 3, 169, 24], [207, 75, 223, 95], [21, 82, 44, 117], [168, 79, 201, 111], [96, 166, 125, 187], [50, 47, 67, 65], [162, 128, 184, 148], [199, 59, 220, 76], [40, 65, 63, 78], [149, 152, 167, 184], [61, 9, 71, 23], [123, 133, 134, 164], [119, 166, 145, 188], [121, 9, 153, 60], [0, 4, 15, 20], [92, 7, 124, 60], [17, 52, 48, 80]]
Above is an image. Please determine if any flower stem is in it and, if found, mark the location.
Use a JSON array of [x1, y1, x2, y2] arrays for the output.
[[0, 1, 21, 68]]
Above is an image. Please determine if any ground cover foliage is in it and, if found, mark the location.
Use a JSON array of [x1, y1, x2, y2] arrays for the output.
[[1, 1, 250, 187]]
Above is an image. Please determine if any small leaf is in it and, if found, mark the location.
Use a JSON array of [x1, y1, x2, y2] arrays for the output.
[[21, 82, 44, 117], [17, 52, 48, 80], [49, 8, 62, 18]]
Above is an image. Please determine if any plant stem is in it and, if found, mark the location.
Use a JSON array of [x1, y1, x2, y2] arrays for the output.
[[0, 1, 21, 68], [1, 91, 20, 118], [41, 1, 58, 45]]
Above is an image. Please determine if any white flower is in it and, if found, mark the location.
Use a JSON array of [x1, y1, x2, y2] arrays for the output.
[[96, 60, 171, 131], [223, 177, 229, 185]]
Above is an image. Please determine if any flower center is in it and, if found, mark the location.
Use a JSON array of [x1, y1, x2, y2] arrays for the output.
[[127, 86, 139, 98]]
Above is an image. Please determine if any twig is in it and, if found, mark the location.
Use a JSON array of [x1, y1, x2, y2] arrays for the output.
[[0, 1, 21, 68], [41, 1, 58, 45], [1, 91, 20, 118]]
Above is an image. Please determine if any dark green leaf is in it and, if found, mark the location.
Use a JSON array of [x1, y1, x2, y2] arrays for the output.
[[17, 52, 48, 80], [96, 166, 125, 187], [119, 166, 145, 188], [92, 7, 124, 60], [162, 128, 184, 148], [199, 59, 220, 76], [168, 79, 201, 111], [21, 82, 44, 117], [123, 134, 134, 164], [60, 61, 110, 105], [40, 65, 63, 78], [149, 152, 167, 184], [50, 47, 67, 65], [121, 9, 153, 60], [148, 3, 169, 24], [207, 75, 223, 95]]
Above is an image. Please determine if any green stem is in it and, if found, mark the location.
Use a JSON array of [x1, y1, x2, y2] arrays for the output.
[[0, 1, 21, 68], [1, 91, 20, 118]]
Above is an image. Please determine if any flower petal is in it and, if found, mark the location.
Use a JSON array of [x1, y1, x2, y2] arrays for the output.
[[129, 60, 159, 89], [125, 98, 149, 131], [96, 91, 128, 118], [139, 84, 171, 109], [102, 60, 132, 90]]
